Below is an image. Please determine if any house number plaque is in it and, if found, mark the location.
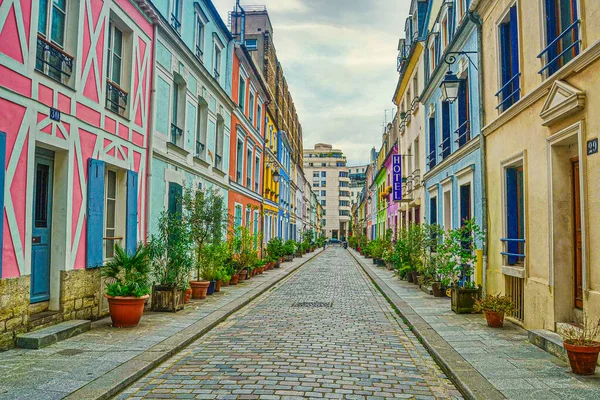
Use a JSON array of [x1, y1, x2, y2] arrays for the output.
[[588, 138, 598, 156]]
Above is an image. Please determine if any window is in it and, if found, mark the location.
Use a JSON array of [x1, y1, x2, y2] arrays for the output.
[[213, 42, 222, 81], [170, 81, 183, 147], [257, 104, 262, 132], [504, 164, 525, 265], [194, 13, 204, 60], [171, 0, 182, 33], [339, 201, 349, 207], [414, 138, 420, 172], [441, 101, 450, 159], [104, 170, 119, 259], [459, 184, 471, 225], [245, 207, 251, 226], [312, 182, 319, 187], [340, 181, 349, 188], [320, 190, 326, 196], [321, 180, 326, 187], [246, 148, 253, 188], [106, 23, 126, 115], [457, 77, 470, 146], [36, 0, 74, 83], [339, 171, 348, 177], [443, 190, 452, 230], [321, 171, 326, 177], [336, 162, 345, 167], [497, 5, 520, 112], [321, 200, 326, 206], [540, 0, 579, 76], [236, 139, 244, 184], [429, 44, 436, 74], [321, 219, 326, 226], [238, 77, 246, 111], [321, 163, 326, 167], [313, 172, 319, 177], [245, 39, 258, 50], [215, 116, 224, 169], [428, 116, 436, 169], [253, 210, 259, 249], [196, 98, 208, 157], [442, 17, 448, 47], [339, 210, 349, 216], [249, 92, 255, 122], [413, 76, 418, 98], [254, 155, 260, 192]]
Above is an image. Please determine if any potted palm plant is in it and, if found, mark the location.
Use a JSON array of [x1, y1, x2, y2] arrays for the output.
[[102, 243, 151, 328], [473, 294, 515, 328], [561, 315, 600, 375]]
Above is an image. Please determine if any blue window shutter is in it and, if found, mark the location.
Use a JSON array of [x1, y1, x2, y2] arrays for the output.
[[441, 101, 451, 158], [87, 159, 105, 268], [126, 170, 138, 254], [545, 0, 558, 75], [457, 80, 468, 146], [428, 117, 436, 169], [499, 22, 511, 109], [506, 168, 518, 265], [509, 5, 520, 104], [430, 197, 437, 225], [0, 132, 6, 275]]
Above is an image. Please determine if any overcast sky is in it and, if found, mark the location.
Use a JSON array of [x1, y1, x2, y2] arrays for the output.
[[211, 0, 411, 166]]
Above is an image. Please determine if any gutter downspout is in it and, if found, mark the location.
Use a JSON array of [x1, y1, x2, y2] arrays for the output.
[[236, 0, 245, 44], [145, 23, 158, 239], [468, 9, 488, 295]]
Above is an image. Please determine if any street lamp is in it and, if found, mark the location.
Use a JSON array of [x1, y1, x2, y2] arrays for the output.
[[440, 70, 461, 103], [273, 170, 280, 183], [367, 196, 372, 205]]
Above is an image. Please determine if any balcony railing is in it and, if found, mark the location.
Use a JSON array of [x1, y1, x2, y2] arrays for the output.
[[495, 73, 521, 111], [501, 238, 526, 264], [170, 123, 183, 146], [106, 80, 128, 115], [438, 137, 451, 160], [427, 150, 436, 170], [35, 35, 74, 84], [195, 45, 203, 61], [412, 169, 421, 186], [538, 19, 580, 76], [255, 182, 259, 192], [454, 120, 471, 148], [214, 69, 220, 81], [170, 14, 181, 33], [214, 154, 222, 169], [236, 171, 242, 183], [247, 177, 252, 188], [195, 141, 205, 158]]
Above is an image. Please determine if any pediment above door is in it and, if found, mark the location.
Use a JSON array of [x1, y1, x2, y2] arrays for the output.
[[540, 80, 585, 126]]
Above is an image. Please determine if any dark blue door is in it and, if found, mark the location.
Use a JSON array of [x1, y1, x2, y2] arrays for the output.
[[31, 149, 54, 303]]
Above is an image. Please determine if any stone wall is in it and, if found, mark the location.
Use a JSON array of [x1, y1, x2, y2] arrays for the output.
[[60, 269, 104, 321], [0, 276, 30, 351]]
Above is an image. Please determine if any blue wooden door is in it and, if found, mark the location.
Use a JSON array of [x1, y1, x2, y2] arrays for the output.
[[31, 149, 54, 303]]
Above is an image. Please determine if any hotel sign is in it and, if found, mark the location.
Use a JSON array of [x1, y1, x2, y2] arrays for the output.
[[392, 154, 402, 201]]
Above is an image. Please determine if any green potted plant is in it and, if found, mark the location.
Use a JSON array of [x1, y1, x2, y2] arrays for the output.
[[473, 294, 515, 328], [230, 224, 259, 282], [183, 187, 226, 299], [102, 243, 151, 327], [437, 219, 484, 314], [561, 315, 600, 375], [149, 211, 194, 312], [283, 240, 296, 262], [267, 237, 284, 266], [198, 242, 229, 295], [423, 224, 445, 297]]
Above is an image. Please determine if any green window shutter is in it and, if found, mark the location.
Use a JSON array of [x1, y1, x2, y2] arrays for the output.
[[168, 182, 183, 216]]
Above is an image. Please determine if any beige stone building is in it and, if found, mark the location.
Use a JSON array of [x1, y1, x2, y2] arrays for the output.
[[304, 144, 350, 240], [474, 0, 600, 331]]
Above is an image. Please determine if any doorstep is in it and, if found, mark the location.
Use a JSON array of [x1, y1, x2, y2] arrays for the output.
[[17, 320, 91, 349], [0, 249, 322, 400], [528, 329, 568, 363]]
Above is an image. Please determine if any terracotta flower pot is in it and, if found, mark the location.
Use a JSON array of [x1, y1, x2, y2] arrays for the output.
[[215, 280, 222, 292], [221, 279, 230, 287], [190, 280, 210, 299], [239, 270, 248, 281], [207, 280, 217, 295], [431, 282, 445, 297], [564, 341, 600, 375], [484, 310, 505, 328], [105, 294, 149, 328], [184, 288, 192, 303], [230, 274, 239, 285], [259, 267, 264, 274]]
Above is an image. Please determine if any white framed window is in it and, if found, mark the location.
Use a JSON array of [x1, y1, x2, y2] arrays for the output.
[[170, 0, 182, 33], [36, 0, 74, 83], [257, 104, 262, 133], [238, 76, 246, 111], [104, 169, 124, 259], [213, 38, 223, 81], [254, 154, 260, 192], [249, 91, 255, 122], [194, 13, 205, 61], [196, 97, 208, 157], [215, 114, 224, 169], [246, 146, 253, 188], [236, 138, 244, 184]]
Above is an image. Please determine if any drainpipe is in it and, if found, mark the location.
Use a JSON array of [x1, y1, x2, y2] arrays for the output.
[[468, 9, 488, 296], [145, 23, 158, 239], [236, 0, 245, 44]]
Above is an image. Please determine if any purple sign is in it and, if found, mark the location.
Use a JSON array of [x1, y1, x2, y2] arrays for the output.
[[392, 154, 402, 201]]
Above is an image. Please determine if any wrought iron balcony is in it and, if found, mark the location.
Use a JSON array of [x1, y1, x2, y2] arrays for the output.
[[214, 154, 223, 169], [35, 35, 74, 84], [454, 120, 471, 148], [495, 73, 521, 112], [195, 141, 205, 158], [170, 123, 183, 146], [538, 19, 580, 76], [106, 80, 128, 115], [427, 150, 436, 170], [236, 171, 242, 183], [195, 45, 203, 61], [438, 137, 451, 160], [170, 14, 181, 33], [412, 169, 421, 187]]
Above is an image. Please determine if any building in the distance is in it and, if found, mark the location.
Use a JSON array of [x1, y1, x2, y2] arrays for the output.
[[348, 164, 368, 205], [303, 144, 350, 240]]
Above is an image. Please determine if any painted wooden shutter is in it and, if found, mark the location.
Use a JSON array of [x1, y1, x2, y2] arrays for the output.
[[430, 197, 437, 225], [87, 159, 105, 268], [428, 117, 436, 169], [125, 170, 138, 254], [0, 132, 5, 275], [441, 101, 451, 159], [168, 182, 182, 216], [545, 0, 558, 75], [509, 5, 520, 104], [457, 81, 468, 146], [506, 168, 519, 265], [499, 22, 511, 110]]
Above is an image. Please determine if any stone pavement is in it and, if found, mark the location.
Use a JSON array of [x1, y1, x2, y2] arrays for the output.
[[0, 250, 322, 400], [119, 247, 462, 399], [350, 249, 600, 400]]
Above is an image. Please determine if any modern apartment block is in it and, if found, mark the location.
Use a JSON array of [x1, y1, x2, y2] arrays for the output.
[[303, 144, 350, 240], [348, 164, 368, 205]]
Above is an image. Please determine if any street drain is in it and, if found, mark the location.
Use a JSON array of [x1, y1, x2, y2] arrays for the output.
[[292, 301, 333, 308]]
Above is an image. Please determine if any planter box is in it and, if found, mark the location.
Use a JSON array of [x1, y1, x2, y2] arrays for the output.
[[285, 255, 294, 262], [451, 287, 481, 314], [151, 285, 184, 312]]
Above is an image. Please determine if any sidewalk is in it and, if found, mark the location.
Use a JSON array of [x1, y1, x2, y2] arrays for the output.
[[0, 250, 322, 400], [349, 249, 600, 400]]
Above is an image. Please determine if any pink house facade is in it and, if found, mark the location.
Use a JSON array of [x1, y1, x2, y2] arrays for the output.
[[384, 145, 400, 239], [0, 0, 157, 349]]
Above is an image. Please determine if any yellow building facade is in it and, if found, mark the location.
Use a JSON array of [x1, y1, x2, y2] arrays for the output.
[[263, 111, 280, 245], [476, 0, 600, 330]]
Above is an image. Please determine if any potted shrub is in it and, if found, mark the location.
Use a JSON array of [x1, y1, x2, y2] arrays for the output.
[[473, 294, 515, 328], [102, 243, 151, 328], [437, 219, 485, 314], [283, 240, 296, 262], [229, 223, 259, 283], [197, 242, 228, 295], [267, 237, 285, 265], [183, 187, 226, 299], [149, 211, 194, 312], [561, 315, 600, 375], [423, 224, 445, 297]]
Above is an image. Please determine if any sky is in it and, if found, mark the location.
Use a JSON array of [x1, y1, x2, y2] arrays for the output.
[[211, 0, 411, 166]]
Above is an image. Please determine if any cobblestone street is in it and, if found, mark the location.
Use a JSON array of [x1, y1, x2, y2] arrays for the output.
[[119, 247, 461, 399]]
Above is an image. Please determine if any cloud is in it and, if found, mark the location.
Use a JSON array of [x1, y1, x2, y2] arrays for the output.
[[211, 0, 411, 164]]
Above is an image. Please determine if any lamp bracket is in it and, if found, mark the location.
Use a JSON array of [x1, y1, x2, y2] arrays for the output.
[[443, 51, 478, 71]]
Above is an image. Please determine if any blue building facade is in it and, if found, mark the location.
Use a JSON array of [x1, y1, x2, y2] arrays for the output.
[[277, 130, 292, 240], [421, 1, 484, 239]]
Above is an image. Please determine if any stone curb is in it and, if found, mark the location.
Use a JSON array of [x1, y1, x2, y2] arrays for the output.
[[64, 250, 323, 400], [348, 249, 506, 400]]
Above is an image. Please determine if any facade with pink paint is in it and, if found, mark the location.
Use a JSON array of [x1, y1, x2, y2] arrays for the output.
[[0, 0, 156, 349], [384, 145, 400, 239]]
